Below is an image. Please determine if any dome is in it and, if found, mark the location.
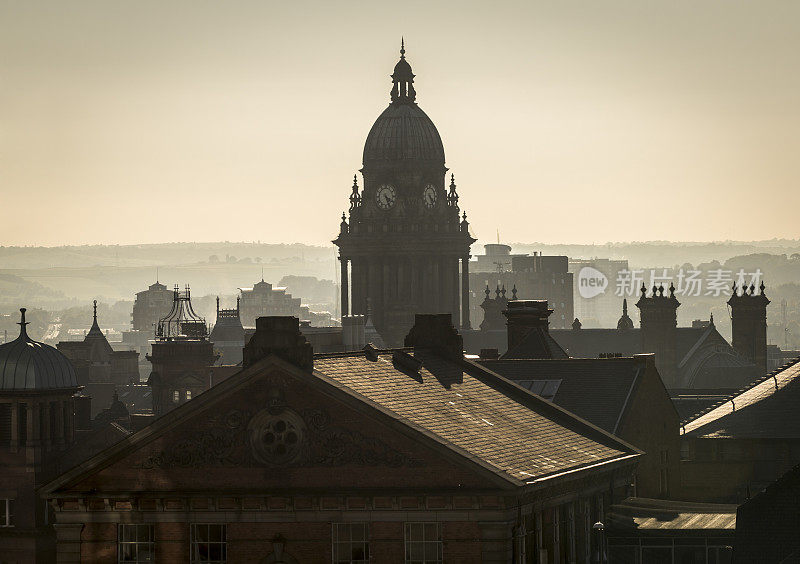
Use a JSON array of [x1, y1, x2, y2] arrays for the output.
[[0, 309, 78, 391], [363, 103, 445, 164]]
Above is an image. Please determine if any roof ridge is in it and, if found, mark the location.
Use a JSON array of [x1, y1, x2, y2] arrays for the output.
[[682, 356, 800, 430]]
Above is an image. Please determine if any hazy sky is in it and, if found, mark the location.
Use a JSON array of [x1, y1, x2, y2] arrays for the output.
[[2, 1, 799, 247]]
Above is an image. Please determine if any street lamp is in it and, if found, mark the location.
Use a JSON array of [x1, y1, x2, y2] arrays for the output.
[[593, 522, 605, 564]]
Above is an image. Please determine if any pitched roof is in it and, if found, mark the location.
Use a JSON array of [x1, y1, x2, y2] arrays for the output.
[[501, 327, 569, 360], [477, 357, 642, 434], [42, 348, 639, 496], [682, 357, 800, 438], [313, 350, 639, 485], [608, 497, 736, 534], [549, 327, 713, 359]]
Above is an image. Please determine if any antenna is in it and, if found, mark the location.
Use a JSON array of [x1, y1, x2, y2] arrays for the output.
[[497, 229, 500, 244]]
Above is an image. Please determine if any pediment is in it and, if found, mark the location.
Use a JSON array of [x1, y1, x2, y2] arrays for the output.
[[43, 355, 501, 496]]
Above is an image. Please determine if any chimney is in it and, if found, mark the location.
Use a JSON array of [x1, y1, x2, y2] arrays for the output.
[[479, 348, 500, 360], [728, 282, 770, 374], [243, 316, 313, 372], [404, 314, 463, 360], [341, 315, 366, 351], [503, 300, 553, 351], [636, 283, 680, 386]]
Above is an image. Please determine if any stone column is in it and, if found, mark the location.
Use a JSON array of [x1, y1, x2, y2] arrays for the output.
[[29, 401, 40, 447], [340, 257, 349, 318], [65, 399, 74, 444], [461, 256, 471, 329], [10, 401, 18, 452], [55, 400, 65, 448], [42, 401, 51, 451]]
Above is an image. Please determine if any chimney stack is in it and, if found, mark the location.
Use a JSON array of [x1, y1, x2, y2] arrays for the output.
[[404, 314, 463, 360], [636, 283, 680, 386], [728, 282, 770, 374], [503, 300, 553, 351], [243, 316, 313, 371]]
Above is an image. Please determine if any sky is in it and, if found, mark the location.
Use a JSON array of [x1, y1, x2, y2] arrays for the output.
[[2, 1, 799, 247]]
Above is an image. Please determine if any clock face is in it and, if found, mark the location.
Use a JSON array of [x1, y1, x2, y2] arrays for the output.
[[423, 184, 438, 208], [376, 184, 396, 210]]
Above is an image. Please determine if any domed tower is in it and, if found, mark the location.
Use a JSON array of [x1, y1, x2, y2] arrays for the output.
[[334, 41, 475, 345], [0, 308, 79, 561]]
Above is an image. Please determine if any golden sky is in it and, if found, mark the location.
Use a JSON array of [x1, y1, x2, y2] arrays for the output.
[[2, 1, 799, 246]]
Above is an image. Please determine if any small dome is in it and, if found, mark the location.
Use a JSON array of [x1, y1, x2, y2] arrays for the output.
[[0, 309, 78, 391], [363, 103, 445, 164]]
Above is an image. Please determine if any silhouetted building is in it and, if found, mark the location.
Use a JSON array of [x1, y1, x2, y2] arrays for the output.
[[502, 300, 569, 360], [57, 301, 139, 416], [146, 286, 218, 417], [0, 308, 80, 562], [43, 313, 640, 563], [471, 250, 574, 330], [728, 281, 770, 375], [131, 280, 173, 332], [333, 42, 474, 345], [209, 297, 245, 365], [734, 462, 800, 563], [238, 278, 305, 327], [680, 357, 800, 503]]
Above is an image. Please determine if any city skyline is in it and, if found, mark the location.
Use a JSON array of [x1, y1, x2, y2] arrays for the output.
[[3, 1, 800, 246]]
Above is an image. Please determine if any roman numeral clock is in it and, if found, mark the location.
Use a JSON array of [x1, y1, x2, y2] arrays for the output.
[[333, 42, 475, 345]]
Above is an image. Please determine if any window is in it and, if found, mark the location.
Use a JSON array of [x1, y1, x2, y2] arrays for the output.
[[191, 524, 226, 563], [118, 524, 154, 563], [0, 499, 14, 527], [186, 390, 192, 401], [173, 390, 179, 403], [333, 523, 369, 563], [405, 522, 442, 563]]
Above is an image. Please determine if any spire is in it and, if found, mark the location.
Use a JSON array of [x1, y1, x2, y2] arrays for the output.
[[88, 299, 102, 335], [216, 296, 220, 316], [390, 40, 416, 104], [349, 174, 361, 210], [623, 298, 628, 315], [447, 173, 459, 210], [17, 307, 29, 339]]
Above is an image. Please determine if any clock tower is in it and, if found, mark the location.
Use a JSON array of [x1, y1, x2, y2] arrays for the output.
[[333, 41, 475, 345]]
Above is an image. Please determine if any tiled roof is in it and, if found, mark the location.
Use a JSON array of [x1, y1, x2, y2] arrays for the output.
[[608, 497, 736, 534], [313, 350, 638, 484], [478, 358, 641, 434], [501, 328, 569, 360], [682, 357, 800, 438]]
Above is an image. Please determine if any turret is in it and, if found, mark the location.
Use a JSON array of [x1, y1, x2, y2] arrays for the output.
[[636, 283, 680, 386], [728, 281, 770, 374]]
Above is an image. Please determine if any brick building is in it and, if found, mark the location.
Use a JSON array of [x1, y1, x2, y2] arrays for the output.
[[42, 314, 639, 563]]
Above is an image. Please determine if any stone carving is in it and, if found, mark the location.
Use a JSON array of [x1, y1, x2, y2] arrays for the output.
[[136, 405, 413, 469], [247, 407, 307, 466]]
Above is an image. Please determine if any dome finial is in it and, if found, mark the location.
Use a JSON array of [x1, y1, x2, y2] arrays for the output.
[[390, 41, 415, 104], [93, 300, 98, 322], [18, 307, 29, 338]]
